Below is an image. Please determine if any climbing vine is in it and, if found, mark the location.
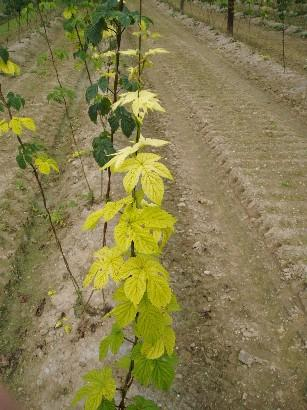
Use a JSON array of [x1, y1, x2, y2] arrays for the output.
[[0, 47, 83, 304], [73, 2, 179, 409]]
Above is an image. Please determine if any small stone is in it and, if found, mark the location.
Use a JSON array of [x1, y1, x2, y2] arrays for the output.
[[238, 350, 254, 367], [242, 392, 247, 400], [192, 241, 202, 252]]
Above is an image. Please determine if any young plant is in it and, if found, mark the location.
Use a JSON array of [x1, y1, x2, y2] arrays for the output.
[[74, 4, 179, 409], [63, 0, 138, 246], [0, 47, 82, 305]]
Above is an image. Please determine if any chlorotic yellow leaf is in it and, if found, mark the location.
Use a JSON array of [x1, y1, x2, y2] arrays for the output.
[[63, 7, 74, 19], [143, 48, 169, 58], [9, 118, 22, 135], [141, 326, 175, 359], [141, 338, 165, 360], [124, 272, 146, 306], [20, 117, 36, 131], [147, 273, 171, 308], [163, 326, 176, 355], [83, 208, 105, 230], [120, 49, 138, 56], [136, 299, 170, 341], [153, 162, 173, 180], [64, 323, 72, 334], [34, 156, 59, 175], [113, 90, 165, 123], [92, 261, 109, 289], [0, 120, 9, 136], [0, 59, 20, 76], [83, 197, 132, 230], [141, 171, 164, 205], [83, 247, 124, 288], [9, 117, 36, 135], [123, 167, 142, 193], [112, 300, 137, 327]]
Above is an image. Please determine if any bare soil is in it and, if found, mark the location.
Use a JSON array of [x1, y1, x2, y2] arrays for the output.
[[1, 1, 307, 409]]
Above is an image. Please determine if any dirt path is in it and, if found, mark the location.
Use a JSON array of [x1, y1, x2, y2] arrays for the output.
[[1, 2, 307, 410], [133, 0, 307, 408]]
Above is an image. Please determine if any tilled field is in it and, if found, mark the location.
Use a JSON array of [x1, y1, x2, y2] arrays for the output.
[[1, 2, 307, 409]]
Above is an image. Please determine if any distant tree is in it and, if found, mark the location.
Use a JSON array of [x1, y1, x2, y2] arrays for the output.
[[277, 0, 292, 72], [180, 0, 185, 14], [227, 0, 235, 35]]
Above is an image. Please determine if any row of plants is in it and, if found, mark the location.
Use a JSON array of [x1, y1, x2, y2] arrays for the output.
[[0, 0, 179, 408], [1, 0, 59, 43], [171, 0, 294, 70]]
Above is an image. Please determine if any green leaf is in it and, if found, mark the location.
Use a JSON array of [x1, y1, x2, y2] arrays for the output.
[[86, 83, 98, 103], [73, 48, 87, 61], [47, 86, 75, 104], [98, 400, 116, 410], [118, 107, 136, 138], [108, 113, 120, 133], [98, 77, 108, 92], [127, 396, 159, 410], [72, 368, 116, 408], [119, 75, 139, 92], [7, 92, 25, 111], [151, 355, 177, 390], [88, 98, 111, 123], [112, 300, 137, 327], [86, 18, 107, 46], [92, 133, 115, 167], [88, 104, 98, 123], [16, 153, 27, 169], [0, 47, 9, 64], [99, 324, 124, 360], [132, 350, 154, 386]]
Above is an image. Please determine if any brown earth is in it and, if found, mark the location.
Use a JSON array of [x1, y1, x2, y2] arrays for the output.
[[1, 1, 307, 409]]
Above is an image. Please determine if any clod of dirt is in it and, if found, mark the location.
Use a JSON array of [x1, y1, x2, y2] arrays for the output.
[[35, 298, 46, 317]]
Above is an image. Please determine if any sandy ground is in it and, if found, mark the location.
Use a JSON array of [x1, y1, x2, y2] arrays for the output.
[[1, 1, 307, 409]]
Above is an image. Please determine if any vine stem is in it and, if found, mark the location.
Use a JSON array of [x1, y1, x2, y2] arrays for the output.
[[118, 2, 143, 407], [0, 83, 81, 297], [35, 1, 94, 202]]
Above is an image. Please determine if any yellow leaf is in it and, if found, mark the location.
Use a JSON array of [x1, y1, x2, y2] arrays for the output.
[[120, 49, 138, 56], [64, 323, 72, 334], [20, 117, 36, 131], [0, 120, 9, 136], [123, 167, 142, 193], [83, 196, 132, 230], [141, 171, 164, 205], [83, 247, 124, 288], [124, 272, 146, 306], [83, 208, 105, 230], [48, 289, 56, 296], [141, 338, 165, 360], [147, 273, 171, 308], [34, 155, 59, 175], [112, 300, 137, 327], [143, 48, 169, 58], [0, 59, 20, 76], [113, 90, 165, 123], [9, 117, 36, 135]]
